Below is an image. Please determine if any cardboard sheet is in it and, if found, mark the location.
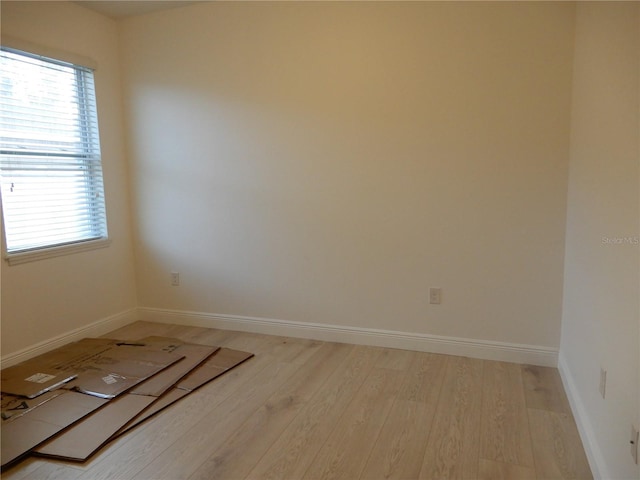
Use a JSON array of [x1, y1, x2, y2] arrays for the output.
[[1, 337, 252, 467], [60, 343, 186, 398], [123, 388, 190, 427], [1, 337, 185, 468], [128, 337, 219, 397], [1, 390, 107, 468], [176, 347, 254, 392], [34, 338, 220, 462], [116, 348, 254, 435], [1, 339, 120, 398], [1, 391, 63, 423], [1, 367, 77, 399], [34, 394, 157, 461], [1, 338, 185, 399]]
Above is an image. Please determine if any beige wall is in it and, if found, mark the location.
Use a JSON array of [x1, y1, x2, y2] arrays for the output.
[[121, 2, 575, 348], [560, 3, 639, 478], [2, 2, 637, 474], [0, 2, 138, 355]]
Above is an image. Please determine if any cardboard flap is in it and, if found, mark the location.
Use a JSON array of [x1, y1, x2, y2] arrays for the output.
[[1, 391, 108, 468], [0, 369, 77, 399], [34, 394, 156, 462], [1, 338, 186, 399], [178, 348, 254, 392], [1, 337, 252, 469], [116, 348, 254, 437], [1, 391, 64, 423], [128, 338, 219, 397], [0, 340, 115, 397]]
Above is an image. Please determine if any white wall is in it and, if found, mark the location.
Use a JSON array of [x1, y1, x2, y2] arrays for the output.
[[560, 3, 639, 479], [120, 2, 575, 351], [2, 2, 636, 475], [0, 2, 138, 356]]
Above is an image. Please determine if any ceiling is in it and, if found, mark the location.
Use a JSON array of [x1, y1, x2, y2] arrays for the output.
[[75, 1, 199, 19]]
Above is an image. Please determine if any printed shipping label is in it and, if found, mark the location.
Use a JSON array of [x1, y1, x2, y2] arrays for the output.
[[24, 373, 56, 384], [102, 375, 118, 385]]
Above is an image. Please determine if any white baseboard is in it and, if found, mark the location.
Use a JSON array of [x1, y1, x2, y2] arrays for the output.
[[1, 308, 138, 368], [138, 307, 558, 367], [1, 306, 557, 368], [558, 353, 607, 480]]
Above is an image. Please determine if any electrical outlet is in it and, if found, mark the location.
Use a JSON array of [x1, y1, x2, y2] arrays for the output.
[[429, 287, 442, 305], [631, 425, 639, 464], [171, 272, 180, 287], [599, 368, 606, 399]]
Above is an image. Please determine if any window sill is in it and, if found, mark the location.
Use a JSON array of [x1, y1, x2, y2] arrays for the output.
[[5, 238, 111, 266]]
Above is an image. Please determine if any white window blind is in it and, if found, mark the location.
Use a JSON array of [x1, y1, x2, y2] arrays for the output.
[[0, 47, 108, 256]]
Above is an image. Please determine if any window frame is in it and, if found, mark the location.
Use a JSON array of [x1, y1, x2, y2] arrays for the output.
[[0, 39, 110, 265]]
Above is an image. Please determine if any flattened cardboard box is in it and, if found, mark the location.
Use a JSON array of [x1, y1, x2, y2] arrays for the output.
[[59, 341, 186, 398], [1, 391, 62, 422], [117, 347, 254, 436], [1, 338, 126, 398], [35, 338, 220, 462], [0, 338, 185, 468], [1, 338, 185, 399], [175, 347, 254, 392], [1, 390, 108, 468], [32, 394, 157, 462], [1, 366, 78, 399], [34, 346, 253, 463], [127, 337, 221, 397]]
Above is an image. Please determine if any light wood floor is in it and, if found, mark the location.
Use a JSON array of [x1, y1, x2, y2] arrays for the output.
[[3, 321, 592, 480]]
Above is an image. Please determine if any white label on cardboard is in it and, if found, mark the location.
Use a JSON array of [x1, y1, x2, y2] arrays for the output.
[[102, 375, 118, 385], [24, 373, 56, 384]]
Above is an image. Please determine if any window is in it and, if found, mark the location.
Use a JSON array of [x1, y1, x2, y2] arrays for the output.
[[0, 47, 108, 263]]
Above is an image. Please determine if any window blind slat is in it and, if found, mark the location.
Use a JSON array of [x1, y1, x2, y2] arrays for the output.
[[0, 47, 108, 254]]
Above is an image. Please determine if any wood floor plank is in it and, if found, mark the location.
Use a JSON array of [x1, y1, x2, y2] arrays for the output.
[[374, 348, 415, 371], [25, 463, 85, 480], [178, 326, 238, 347], [186, 342, 351, 480], [129, 359, 301, 480], [71, 348, 278, 480], [301, 366, 404, 480], [419, 355, 483, 479], [163, 325, 220, 344], [480, 360, 534, 467], [359, 353, 447, 480], [270, 337, 326, 366], [358, 400, 433, 480], [2, 323, 593, 480], [397, 352, 447, 404], [213, 331, 284, 356], [226, 334, 322, 365], [1, 458, 42, 480], [1, 458, 83, 480], [478, 459, 536, 479], [528, 408, 592, 480], [245, 345, 383, 480], [521, 365, 571, 413], [156, 323, 198, 339]]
